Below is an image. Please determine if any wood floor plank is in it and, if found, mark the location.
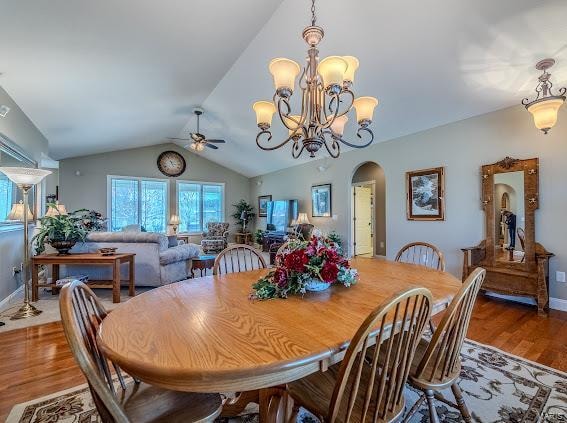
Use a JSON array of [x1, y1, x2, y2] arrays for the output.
[[0, 294, 566, 421]]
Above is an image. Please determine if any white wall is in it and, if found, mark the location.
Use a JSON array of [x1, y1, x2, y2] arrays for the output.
[[0, 86, 50, 301], [250, 104, 567, 302], [59, 143, 250, 239]]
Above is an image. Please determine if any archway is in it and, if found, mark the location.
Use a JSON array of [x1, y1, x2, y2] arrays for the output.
[[350, 161, 386, 257]]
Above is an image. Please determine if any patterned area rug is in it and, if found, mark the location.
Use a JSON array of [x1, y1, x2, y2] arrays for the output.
[[7, 339, 567, 423]]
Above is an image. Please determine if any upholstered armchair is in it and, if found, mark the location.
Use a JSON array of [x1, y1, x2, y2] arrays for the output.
[[201, 222, 230, 253]]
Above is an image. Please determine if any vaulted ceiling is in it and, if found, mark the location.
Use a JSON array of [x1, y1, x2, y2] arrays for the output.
[[1, 0, 566, 177]]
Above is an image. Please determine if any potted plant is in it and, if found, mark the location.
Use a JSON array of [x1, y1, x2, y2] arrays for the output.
[[250, 235, 358, 300], [33, 204, 88, 255], [254, 229, 264, 248], [72, 208, 107, 232], [231, 200, 256, 233]]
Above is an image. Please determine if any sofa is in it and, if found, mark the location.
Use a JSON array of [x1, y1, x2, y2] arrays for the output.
[[64, 232, 201, 287]]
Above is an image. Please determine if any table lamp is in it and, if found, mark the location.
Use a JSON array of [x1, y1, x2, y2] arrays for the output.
[[169, 214, 181, 234], [240, 210, 249, 233], [7, 201, 33, 221], [45, 202, 68, 217], [296, 213, 310, 225], [0, 166, 52, 320]]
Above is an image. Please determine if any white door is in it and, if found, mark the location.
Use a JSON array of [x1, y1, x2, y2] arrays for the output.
[[354, 186, 373, 256]]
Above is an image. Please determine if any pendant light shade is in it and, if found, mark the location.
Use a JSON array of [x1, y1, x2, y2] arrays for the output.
[[253, 101, 277, 128], [330, 115, 348, 136], [526, 98, 564, 134], [0, 167, 51, 186], [268, 58, 301, 95], [342, 56, 359, 83], [318, 56, 348, 91], [353, 97, 379, 123]]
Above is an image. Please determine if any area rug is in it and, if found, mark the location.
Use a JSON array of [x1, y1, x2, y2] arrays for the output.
[[7, 339, 566, 422]]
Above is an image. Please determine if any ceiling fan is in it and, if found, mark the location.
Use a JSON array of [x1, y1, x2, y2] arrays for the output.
[[168, 109, 226, 151]]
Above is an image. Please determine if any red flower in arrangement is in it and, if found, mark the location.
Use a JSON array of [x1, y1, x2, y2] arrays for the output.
[[273, 267, 288, 288], [324, 248, 340, 264], [284, 249, 309, 272], [320, 261, 339, 283]]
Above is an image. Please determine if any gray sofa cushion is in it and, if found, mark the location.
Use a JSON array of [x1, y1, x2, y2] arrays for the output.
[[86, 232, 169, 251], [159, 243, 201, 265]]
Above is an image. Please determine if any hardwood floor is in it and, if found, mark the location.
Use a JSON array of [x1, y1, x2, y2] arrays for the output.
[[1, 295, 566, 421]]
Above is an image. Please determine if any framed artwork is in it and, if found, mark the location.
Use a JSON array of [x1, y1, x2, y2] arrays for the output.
[[311, 184, 332, 217], [258, 195, 272, 217], [406, 167, 445, 221]]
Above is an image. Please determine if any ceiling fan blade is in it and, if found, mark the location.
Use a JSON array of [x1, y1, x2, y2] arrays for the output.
[[205, 139, 226, 143], [205, 143, 219, 149], [167, 137, 192, 141]]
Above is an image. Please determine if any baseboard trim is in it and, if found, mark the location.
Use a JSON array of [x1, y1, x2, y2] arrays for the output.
[[0, 285, 24, 309], [550, 297, 567, 312]]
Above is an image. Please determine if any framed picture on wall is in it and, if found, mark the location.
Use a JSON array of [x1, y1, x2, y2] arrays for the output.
[[311, 184, 332, 217], [258, 195, 272, 217], [406, 167, 445, 221]]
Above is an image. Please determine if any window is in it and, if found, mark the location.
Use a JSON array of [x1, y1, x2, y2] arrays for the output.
[[177, 181, 224, 233], [0, 176, 14, 221], [108, 176, 168, 232]]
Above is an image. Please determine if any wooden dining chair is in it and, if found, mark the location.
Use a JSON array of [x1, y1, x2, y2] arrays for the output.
[[395, 242, 446, 271], [213, 244, 267, 275], [286, 287, 433, 422], [404, 267, 486, 423], [59, 280, 222, 423]]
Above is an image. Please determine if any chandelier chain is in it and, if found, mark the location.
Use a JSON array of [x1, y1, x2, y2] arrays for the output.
[[311, 0, 316, 26]]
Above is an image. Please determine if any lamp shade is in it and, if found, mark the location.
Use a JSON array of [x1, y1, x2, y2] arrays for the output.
[[342, 56, 360, 83], [296, 212, 310, 224], [253, 101, 277, 127], [269, 58, 301, 93], [45, 202, 68, 217], [318, 56, 348, 89], [7, 201, 33, 221], [330, 115, 348, 136], [527, 97, 565, 133], [353, 96, 379, 123], [169, 214, 181, 225], [0, 167, 51, 185]]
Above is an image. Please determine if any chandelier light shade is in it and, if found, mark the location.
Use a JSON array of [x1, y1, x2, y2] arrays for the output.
[[253, 0, 378, 159], [522, 58, 566, 134], [318, 56, 348, 92], [253, 101, 277, 128], [330, 115, 348, 136], [0, 167, 52, 186], [342, 56, 360, 84], [353, 97, 379, 124], [268, 58, 301, 95]]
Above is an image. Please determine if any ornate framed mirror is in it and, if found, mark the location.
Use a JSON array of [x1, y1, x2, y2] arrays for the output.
[[462, 156, 553, 315]]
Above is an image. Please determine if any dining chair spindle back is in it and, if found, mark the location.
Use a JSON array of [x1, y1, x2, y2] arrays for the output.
[[395, 242, 446, 271], [213, 244, 267, 275]]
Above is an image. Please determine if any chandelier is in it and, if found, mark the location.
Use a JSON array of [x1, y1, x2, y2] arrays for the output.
[[252, 0, 378, 159], [522, 58, 565, 134]]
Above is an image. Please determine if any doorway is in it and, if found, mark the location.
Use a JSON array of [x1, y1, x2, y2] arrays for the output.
[[353, 183, 374, 256], [350, 162, 386, 257]]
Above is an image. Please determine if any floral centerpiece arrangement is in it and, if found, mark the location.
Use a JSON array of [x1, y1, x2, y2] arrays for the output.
[[251, 235, 358, 300]]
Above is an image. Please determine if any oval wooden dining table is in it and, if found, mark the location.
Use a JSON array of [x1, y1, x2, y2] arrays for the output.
[[98, 257, 461, 419]]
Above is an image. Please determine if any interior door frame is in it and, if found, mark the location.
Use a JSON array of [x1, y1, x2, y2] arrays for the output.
[[351, 180, 376, 257]]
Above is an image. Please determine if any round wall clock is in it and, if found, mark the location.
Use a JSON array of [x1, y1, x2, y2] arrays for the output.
[[157, 151, 186, 177]]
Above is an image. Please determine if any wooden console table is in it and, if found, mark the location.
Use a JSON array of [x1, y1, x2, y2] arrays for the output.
[[235, 232, 252, 245], [31, 253, 135, 303]]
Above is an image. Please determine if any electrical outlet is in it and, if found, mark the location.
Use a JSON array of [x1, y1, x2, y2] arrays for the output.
[[556, 271, 566, 283]]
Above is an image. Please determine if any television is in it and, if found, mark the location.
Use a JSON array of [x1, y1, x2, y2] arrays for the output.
[[266, 200, 298, 232]]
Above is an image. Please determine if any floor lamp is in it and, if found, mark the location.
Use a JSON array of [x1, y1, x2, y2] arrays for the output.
[[0, 166, 51, 320]]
